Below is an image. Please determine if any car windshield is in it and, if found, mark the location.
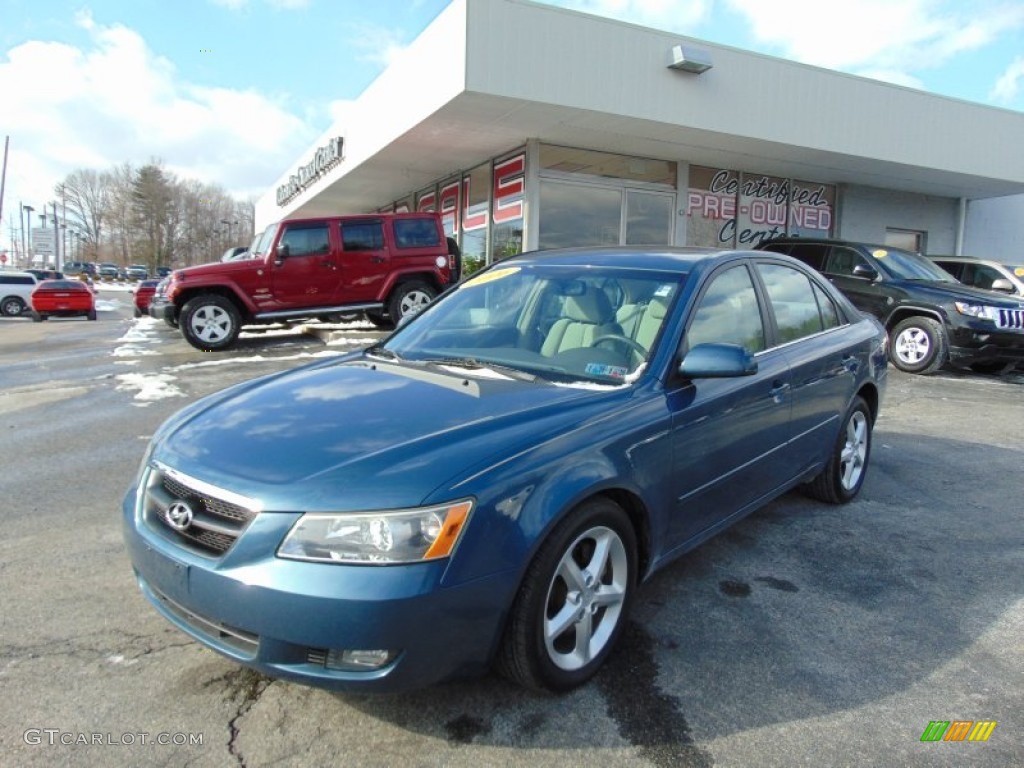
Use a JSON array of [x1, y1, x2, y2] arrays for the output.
[[872, 247, 956, 282], [251, 226, 276, 257], [381, 264, 685, 385]]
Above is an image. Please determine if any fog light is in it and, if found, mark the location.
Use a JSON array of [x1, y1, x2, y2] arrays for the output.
[[324, 648, 397, 671]]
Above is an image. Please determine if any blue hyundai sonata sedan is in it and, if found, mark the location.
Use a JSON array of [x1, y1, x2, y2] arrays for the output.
[[123, 246, 887, 693]]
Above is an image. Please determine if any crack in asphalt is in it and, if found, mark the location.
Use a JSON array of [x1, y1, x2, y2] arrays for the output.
[[216, 668, 273, 768], [598, 621, 714, 768], [0, 630, 195, 667]]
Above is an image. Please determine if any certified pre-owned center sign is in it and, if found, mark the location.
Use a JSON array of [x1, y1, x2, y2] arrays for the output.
[[276, 137, 344, 206]]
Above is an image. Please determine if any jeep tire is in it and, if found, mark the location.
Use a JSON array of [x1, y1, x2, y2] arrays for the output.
[[889, 316, 947, 375], [180, 294, 241, 351], [388, 281, 436, 324]]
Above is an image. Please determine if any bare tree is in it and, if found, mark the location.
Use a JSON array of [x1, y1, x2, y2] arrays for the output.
[[58, 170, 108, 260]]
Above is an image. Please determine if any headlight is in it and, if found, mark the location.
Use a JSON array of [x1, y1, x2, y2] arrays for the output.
[[954, 302, 996, 320], [278, 500, 473, 564]]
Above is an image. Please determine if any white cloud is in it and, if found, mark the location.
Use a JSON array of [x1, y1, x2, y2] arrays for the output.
[[347, 22, 412, 67], [724, 0, 1024, 76], [0, 12, 316, 208], [990, 56, 1024, 104]]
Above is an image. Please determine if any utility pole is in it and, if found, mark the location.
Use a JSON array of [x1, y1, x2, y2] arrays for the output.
[[0, 136, 9, 239]]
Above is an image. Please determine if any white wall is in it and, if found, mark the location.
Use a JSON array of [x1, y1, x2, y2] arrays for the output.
[[839, 185, 959, 253], [964, 195, 1024, 261]]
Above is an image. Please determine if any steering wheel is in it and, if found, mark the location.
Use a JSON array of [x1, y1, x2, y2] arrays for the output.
[[592, 334, 647, 356]]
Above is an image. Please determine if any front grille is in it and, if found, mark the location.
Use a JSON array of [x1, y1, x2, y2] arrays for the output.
[[995, 308, 1024, 330], [152, 587, 259, 657], [143, 464, 261, 557]]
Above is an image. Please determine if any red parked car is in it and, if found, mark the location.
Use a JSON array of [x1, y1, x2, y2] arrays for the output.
[[133, 279, 159, 318], [30, 279, 97, 321]]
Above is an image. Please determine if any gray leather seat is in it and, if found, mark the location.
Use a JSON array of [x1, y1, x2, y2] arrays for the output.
[[541, 289, 618, 357]]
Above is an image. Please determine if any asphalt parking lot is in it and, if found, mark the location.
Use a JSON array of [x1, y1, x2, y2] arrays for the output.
[[1, 289, 1021, 767]]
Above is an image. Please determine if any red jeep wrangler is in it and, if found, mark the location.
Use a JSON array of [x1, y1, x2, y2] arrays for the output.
[[161, 213, 456, 351]]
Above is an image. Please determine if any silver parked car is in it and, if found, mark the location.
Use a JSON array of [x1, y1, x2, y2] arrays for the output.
[[929, 256, 1024, 298]]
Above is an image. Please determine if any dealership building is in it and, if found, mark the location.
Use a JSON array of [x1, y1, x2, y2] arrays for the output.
[[255, 0, 1024, 268]]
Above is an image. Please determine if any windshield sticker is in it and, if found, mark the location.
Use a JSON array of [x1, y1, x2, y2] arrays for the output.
[[872, 249, 888, 258], [585, 363, 628, 380], [654, 284, 674, 298], [463, 267, 521, 288], [1015, 268, 1024, 277]]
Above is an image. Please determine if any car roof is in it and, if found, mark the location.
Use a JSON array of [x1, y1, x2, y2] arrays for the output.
[[758, 236, 916, 253], [499, 245, 767, 272]]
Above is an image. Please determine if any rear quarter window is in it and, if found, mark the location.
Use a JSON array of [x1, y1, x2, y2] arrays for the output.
[[0, 275, 35, 285], [393, 219, 441, 248]]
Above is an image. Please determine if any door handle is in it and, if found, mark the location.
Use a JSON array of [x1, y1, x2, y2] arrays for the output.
[[319, 262, 336, 269], [370, 256, 386, 264], [769, 380, 790, 400]]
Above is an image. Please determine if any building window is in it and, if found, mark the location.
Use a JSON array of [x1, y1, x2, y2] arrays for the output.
[[885, 228, 924, 253], [540, 145, 676, 186], [686, 166, 836, 248]]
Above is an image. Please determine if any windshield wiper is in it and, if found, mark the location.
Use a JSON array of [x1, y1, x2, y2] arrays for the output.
[[365, 344, 402, 362], [424, 357, 538, 382]]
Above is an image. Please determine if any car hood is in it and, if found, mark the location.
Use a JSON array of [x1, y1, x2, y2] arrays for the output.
[[175, 258, 259, 277], [895, 279, 1024, 308], [152, 357, 625, 511]]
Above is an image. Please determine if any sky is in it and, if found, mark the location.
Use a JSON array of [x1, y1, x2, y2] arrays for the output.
[[2, 0, 1023, 250]]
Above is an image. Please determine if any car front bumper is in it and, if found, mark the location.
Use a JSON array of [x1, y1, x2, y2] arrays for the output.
[[121, 489, 513, 693], [947, 323, 1024, 366]]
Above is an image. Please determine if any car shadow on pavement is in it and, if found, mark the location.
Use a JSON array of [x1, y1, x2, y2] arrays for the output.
[[296, 431, 1024, 766]]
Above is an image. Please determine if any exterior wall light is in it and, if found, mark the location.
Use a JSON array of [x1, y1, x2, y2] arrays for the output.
[[667, 45, 713, 74]]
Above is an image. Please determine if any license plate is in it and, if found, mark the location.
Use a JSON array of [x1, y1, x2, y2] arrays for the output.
[[144, 547, 190, 597]]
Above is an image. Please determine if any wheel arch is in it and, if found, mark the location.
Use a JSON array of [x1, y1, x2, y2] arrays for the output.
[[855, 382, 880, 426], [884, 306, 945, 332], [176, 286, 252, 322], [385, 271, 445, 300]]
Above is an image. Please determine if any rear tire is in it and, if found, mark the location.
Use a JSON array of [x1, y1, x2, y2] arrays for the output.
[[496, 497, 637, 692], [87, 309, 97, 321], [180, 295, 241, 351], [804, 396, 872, 504], [387, 281, 436, 325], [31, 311, 43, 322]]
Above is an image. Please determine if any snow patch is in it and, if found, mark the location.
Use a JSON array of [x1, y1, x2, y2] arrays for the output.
[[115, 373, 185, 405]]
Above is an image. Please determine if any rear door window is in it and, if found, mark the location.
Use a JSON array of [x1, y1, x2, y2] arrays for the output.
[[341, 221, 385, 251]]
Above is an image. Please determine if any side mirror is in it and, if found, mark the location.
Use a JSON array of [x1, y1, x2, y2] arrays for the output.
[[678, 343, 757, 379], [852, 264, 879, 281], [274, 243, 290, 265], [990, 278, 1016, 294]]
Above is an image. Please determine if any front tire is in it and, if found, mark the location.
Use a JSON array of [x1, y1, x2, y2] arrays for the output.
[[804, 396, 872, 504], [496, 497, 637, 692], [180, 295, 241, 351], [387, 281, 436, 325], [890, 317, 947, 374]]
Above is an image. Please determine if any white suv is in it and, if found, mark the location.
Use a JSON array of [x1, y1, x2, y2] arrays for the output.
[[929, 256, 1024, 298], [0, 271, 39, 317]]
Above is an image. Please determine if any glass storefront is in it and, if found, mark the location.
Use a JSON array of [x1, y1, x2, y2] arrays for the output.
[[538, 145, 677, 250], [382, 149, 836, 269]]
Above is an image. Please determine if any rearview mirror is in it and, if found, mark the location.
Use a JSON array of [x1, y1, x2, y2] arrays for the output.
[[679, 343, 757, 379]]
